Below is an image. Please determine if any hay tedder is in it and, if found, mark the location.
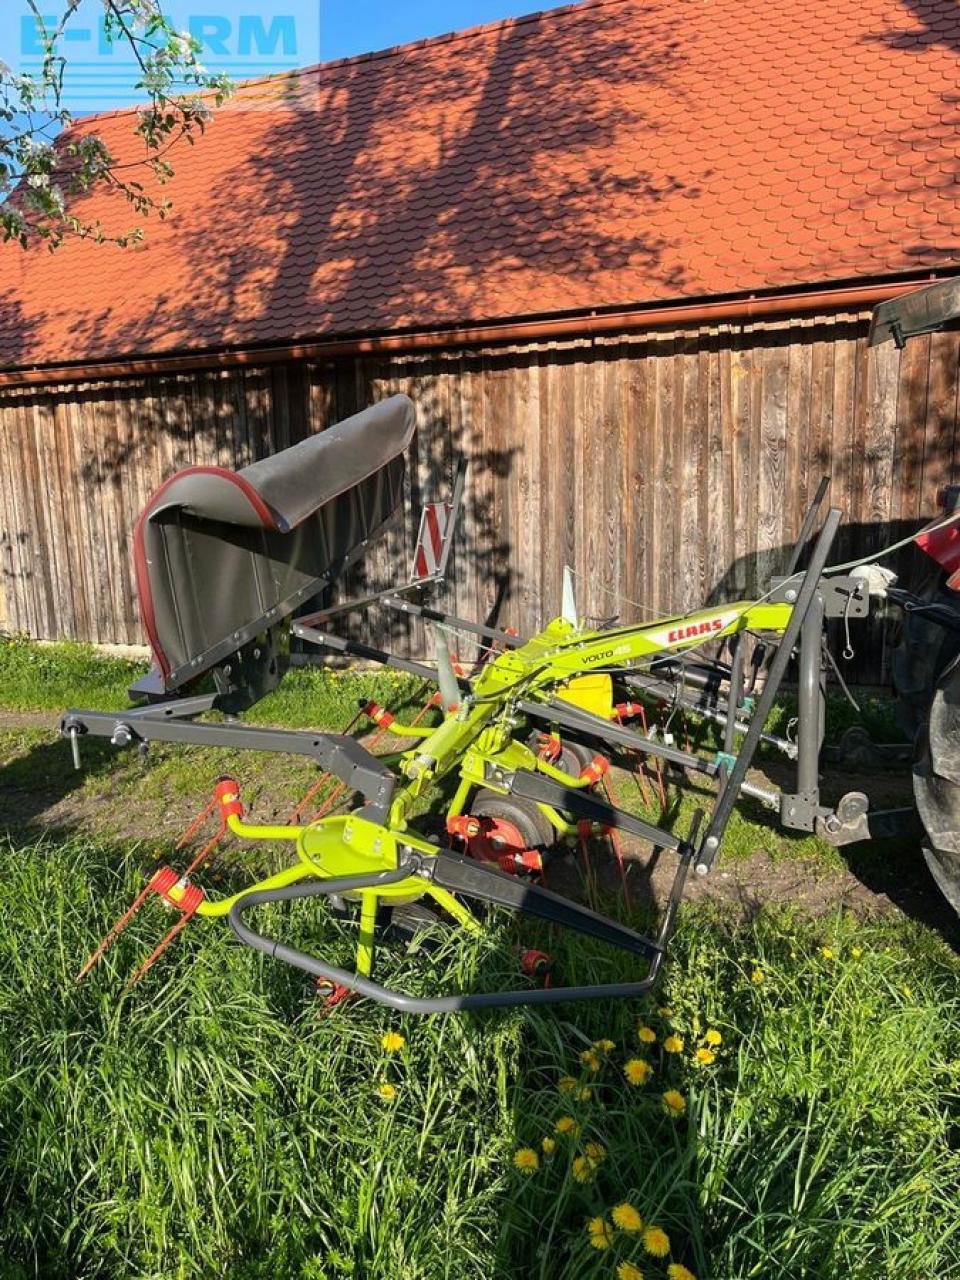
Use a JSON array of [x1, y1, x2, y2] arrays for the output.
[[63, 280, 960, 1012]]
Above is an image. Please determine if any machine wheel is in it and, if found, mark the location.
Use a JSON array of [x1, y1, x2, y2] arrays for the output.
[[468, 790, 555, 868], [554, 739, 596, 778], [913, 653, 960, 914]]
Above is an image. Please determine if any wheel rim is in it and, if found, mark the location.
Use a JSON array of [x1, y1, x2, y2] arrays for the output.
[[468, 816, 530, 864]]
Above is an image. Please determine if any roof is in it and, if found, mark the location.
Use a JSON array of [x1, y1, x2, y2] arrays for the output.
[[2, 0, 960, 372]]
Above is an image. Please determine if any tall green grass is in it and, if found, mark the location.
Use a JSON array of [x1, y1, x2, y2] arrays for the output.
[[1, 835, 956, 1279]]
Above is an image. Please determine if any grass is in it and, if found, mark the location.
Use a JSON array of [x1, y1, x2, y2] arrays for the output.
[[0, 638, 956, 1277], [0, 638, 146, 712], [0, 833, 957, 1279]]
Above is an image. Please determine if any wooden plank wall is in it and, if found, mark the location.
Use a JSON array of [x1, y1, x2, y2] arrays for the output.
[[1, 309, 958, 681]]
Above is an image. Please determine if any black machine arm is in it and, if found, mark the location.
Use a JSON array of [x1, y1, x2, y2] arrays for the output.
[[227, 834, 702, 1011], [61, 709, 397, 821]]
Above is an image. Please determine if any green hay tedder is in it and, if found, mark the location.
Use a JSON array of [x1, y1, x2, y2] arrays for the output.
[[63, 279, 960, 1011]]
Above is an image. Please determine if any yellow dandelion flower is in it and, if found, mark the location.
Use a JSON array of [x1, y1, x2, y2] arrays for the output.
[[578, 1086, 593, 1103], [657, 1005, 673, 1017], [580, 1049, 602, 1072], [587, 1216, 614, 1250], [593, 1038, 616, 1053], [572, 1154, 595, 1183], [584, 1140, 607, 1165], [376, 1081, 397, 1101], [903, 985, 914, 999], [637, 1025, 657, 1044], [851, 946, 863, 959], [558, 1075, 578, 1094], [555, 1115, 578, 1135], [662, 1089, 686, 1117], [695, 1047, 716, 1066], [821, 946, 835, 960], [663, 1034, 684, 1054], [513, 1147, 539, 1174], [618, 1262, 645, 1280], [750, 967, 764, 984], [381, 1031, 406, 1053], [704, 1028, 722, 1046], [611, 1202, 643, 1233], [667, 1265, 697, 1280], [643, 1225, 671, 1257], [624, 1057, 653, 1086]]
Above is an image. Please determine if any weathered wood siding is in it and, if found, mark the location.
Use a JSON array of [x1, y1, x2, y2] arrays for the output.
[[1, 309, 958, 679]]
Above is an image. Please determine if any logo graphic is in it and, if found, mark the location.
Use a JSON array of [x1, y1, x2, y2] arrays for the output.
[[15, 2, 320, 113]]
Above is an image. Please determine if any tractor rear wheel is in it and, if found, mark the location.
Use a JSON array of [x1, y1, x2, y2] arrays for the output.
[[913, 653, 960, 913]]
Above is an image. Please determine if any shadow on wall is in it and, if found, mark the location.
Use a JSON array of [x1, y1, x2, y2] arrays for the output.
[[706, 521, 944, 686]]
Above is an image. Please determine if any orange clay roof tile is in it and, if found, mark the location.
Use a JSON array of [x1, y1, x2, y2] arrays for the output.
[[0, 0, 959, 370]]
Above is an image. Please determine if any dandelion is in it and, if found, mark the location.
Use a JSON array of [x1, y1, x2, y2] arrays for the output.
[[542, 1136, 556, 1155], [704, 1028, 722, 1046], [381, 1031, 406, 1053], [694, 1047, 716, 1066], [657, 1005, 673, 1017], [587, 1217, 614, 1250], [663, 1034, 684, 1054], [580, 1048, 602, 1072], [821, 946, 835, 960], [594, 1038, 616, 1052], [624, 1058, 652, 1086], [555, 1115, 578, 1135], [514, 1147, 539, 1174], [662, 1089, 686, 1117], [751, 967, 764, 984], [376, 1081, 397, 1101], [612, 1202, 643, 1233], [903, 985, 914, 999], [572, 1154, 596, 1183], [578, 1086, 593, 1103], [643, 1225, 671, 1257], [637, 1025, 657, 1044], [667, 1265, 697, 1280], [584, 1140, 607, 1166], [851, 946, 863, 959], [618, 1262, 645, 1280], [558, 1075, 578, 1094]]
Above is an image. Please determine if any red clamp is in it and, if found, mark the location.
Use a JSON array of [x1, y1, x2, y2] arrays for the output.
[[499, 850, 544, 875], [447, 814, 481, 841], [215, 776, 243, 819], [315, 980, 356, 1016], [537, 732, 562, 762], [578, 755, 610, 784], [363, 701, 395, 729], [520, 949, 554, 984], [613, 701, 643, 719], [149, 866, 205, 914]]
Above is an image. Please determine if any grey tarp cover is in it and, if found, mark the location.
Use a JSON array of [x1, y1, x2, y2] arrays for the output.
[[134, 394, 416, 690]]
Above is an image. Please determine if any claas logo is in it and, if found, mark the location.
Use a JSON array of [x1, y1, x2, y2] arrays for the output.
[[667, 618, 724, 643]]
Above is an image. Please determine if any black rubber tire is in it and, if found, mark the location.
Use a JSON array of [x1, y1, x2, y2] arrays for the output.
[[470, 790, 555, 850], [554, 740, 596, 778], [913, 653, 960, 915]]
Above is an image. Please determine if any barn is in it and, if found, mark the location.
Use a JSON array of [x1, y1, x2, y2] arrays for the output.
[[0, 0, 959, 675]]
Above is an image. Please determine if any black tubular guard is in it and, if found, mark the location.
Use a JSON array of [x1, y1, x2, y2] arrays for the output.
[[227, 851, 694, 1013]]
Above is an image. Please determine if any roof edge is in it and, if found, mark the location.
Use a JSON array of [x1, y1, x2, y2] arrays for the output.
[[1, 271, 953, 389]]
